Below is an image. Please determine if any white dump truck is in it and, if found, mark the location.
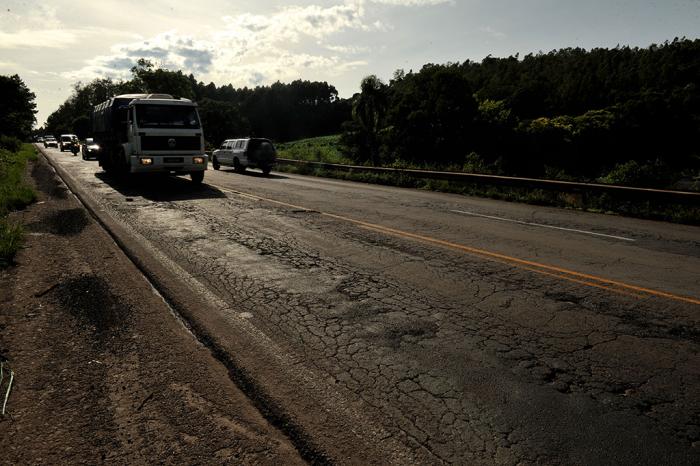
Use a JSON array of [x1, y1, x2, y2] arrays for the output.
[[92, 93, 207, 183]]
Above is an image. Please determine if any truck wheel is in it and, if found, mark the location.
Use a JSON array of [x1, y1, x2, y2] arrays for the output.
[[190, 171, 204, 184], [212, 156, 220, 170], [233, 158, 244, 173], [116, 148, 129, 176], [98, 151, 110, 172], [262, 166, 271, 176]]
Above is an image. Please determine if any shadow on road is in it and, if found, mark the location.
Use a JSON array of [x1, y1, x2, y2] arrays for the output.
[[95, 171, 227, 201], [215, 168, 288, 180]]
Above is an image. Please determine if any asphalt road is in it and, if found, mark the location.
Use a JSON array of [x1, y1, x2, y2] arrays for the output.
[[41, 147, 700, 465]]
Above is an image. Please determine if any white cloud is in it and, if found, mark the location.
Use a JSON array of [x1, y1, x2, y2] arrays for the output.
[[0, 60, 19, 70], [60, 31, 216, 81], [0, 29, 80, 49], [209, 2, 383, 85], [16, 0, 454, 84], [63, 1, 384, 87], [323, 44, 373, 54], [370, 0, 453, 5], [14, 0, 457, 124], [216, 2, 369, 45], [1, 1, 58, 28], [480, 26, 506, 39]]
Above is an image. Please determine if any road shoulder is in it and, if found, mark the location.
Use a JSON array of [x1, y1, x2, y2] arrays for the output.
[[0, 152, 303, 464]]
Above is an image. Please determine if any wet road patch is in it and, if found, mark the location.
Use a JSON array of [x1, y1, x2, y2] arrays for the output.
[[31, 161, 68, 199], [28, 208, 89, 236], [50, 274, 132, 333]]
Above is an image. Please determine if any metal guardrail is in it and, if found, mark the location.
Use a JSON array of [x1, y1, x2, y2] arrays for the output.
[[275, 158, 700, 204]]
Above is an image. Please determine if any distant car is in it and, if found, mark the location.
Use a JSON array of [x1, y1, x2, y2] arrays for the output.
[[36, 136, 44, 143], [59, 134, 78, 152], [81, 138, 100, 160], [211, 138, 276, 175], [44, 136, 58, 148]]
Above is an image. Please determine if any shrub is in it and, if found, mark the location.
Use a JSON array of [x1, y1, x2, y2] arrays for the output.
[[0, 135, 22, 152], [600, 160, 673, 188], [0, 220, 23, 265], [0, 146, 37, 215], [462, 152, 491, 174]]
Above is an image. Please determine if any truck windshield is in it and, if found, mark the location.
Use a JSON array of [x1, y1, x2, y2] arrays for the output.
[[135, 105, 200, 129]]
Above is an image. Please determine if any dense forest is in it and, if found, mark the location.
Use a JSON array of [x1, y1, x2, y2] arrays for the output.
[[43, 39, 700, 187], [343, 38, 699, 187], [43, 59, 349, 149]]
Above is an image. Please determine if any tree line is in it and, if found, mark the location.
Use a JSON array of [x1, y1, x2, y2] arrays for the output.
[[43, 59, 350, 148], [343, 38, 700, 187], [43, 38, 699, 187]]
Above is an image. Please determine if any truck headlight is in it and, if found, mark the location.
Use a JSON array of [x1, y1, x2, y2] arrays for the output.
[[140, 157, 153, 165], [193, 156, 205, 164]]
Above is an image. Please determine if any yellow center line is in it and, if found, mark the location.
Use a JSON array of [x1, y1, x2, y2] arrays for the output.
[[358, 224, 646, 300], [213, 184, 700, 306]]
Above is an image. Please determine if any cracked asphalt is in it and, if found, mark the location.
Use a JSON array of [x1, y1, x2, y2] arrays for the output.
[[42, 147, 700, 465]]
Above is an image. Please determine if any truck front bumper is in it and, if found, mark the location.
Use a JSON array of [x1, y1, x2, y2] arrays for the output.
[[129, 154, 208, 174]]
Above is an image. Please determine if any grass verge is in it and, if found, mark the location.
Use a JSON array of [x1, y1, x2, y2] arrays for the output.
[[0, 143, 37, 266], [275, 162, 700, 225], [276, 135, 352, 165]]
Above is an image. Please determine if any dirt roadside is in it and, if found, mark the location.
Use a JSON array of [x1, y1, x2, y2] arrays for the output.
[[0, 154, 304, 464]]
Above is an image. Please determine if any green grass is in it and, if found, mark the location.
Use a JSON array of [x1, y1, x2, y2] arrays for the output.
[[0, 143, 37, 265], [276, 135, 352, 165], [0, 220, 24, 266]]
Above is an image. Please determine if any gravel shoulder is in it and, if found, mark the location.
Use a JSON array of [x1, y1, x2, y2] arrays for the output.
[[0, 154, 303, 464]]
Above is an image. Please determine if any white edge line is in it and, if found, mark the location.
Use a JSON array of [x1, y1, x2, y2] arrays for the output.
[[451, 210, 636, 242]]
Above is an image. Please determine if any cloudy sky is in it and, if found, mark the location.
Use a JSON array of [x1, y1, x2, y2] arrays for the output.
[[1, 0, 698, 126]]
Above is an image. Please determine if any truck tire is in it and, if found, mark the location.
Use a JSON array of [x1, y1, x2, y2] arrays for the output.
[[233, 158, 245, 173], [190, 171, 204, 185], [100, 151, 114, 174], [262, 166, 271, 176], [117, 148, 130, 176]]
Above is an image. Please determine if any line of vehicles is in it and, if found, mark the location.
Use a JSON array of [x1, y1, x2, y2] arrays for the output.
[[37, 93, 277, 184], [38, 134, 114, 159]]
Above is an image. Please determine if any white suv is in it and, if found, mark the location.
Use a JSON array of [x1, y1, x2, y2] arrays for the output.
[[212, 138, 277, 175]]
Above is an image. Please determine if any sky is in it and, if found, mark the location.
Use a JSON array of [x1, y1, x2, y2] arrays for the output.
[[1, 0, 698, 127]]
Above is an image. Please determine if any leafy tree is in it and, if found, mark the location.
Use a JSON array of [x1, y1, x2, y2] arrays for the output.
[[348, 75, 388, 165], [72, 116, 91, 139], [384, 65, 478, 165], [0, 74, 37, 140], [130, 59, 196, 99], [473, 98, 518, 165], [198, 98, 249, 147]]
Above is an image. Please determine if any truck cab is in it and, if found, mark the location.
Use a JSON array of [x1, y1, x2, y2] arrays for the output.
[[93, 93, 207, 184]]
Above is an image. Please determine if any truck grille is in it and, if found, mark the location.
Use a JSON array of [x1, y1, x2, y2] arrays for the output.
[[141, 136, 201, 151]]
